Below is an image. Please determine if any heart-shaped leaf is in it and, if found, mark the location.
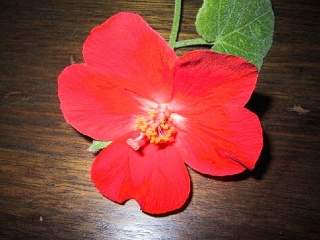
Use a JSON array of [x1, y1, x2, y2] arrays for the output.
[[195, 0, 274, 69]]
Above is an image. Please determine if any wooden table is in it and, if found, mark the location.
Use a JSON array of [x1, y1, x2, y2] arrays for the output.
[[0, 0, 319, 239]]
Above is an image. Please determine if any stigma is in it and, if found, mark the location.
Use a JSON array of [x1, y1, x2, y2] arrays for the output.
[[127, 104, 177, 150]]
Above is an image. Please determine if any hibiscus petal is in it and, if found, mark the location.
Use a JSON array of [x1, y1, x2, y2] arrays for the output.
[[58, 64, 142, 140], [176, 107, 263, 176], [91, 136, 190, 214], [83, 12, 177, 102], [171, 50, 258, 113]]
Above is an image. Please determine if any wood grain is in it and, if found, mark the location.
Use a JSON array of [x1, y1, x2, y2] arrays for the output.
[[0, 0, 319, 239]]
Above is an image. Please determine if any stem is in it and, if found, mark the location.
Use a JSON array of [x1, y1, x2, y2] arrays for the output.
[[174, 38, 213, 49], [169, 0, 182, 48]]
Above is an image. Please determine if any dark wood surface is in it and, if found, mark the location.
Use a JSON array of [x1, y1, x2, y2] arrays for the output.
[[0, 0, 319, 239]]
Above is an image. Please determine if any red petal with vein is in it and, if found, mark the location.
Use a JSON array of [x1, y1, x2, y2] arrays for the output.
[[171, 50, 258, 114], [176, 107, 263, 176], [58, 64, 142, 140], [91, 135, 190, 214], [83, 12, 177, 102]]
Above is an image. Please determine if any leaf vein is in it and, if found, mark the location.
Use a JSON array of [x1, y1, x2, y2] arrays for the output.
[[219, 10, 272, 41], [219, 40, 260, 58]]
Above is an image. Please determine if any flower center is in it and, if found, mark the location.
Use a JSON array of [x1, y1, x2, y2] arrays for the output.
[[127, 104, 176, 151]]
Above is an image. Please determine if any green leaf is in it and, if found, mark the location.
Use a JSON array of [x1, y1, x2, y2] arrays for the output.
[[88, 140, 111, 153], [195, 0, 274, 69]]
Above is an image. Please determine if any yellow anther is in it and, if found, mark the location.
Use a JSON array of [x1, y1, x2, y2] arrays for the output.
[[150, 136, 157, 144], [160, 122, 169, 130], [160, 136, 169, 142], [135, 116, 148, 132], [134, 108, 176, 146], [148, 109, 157, 119], [146, 127, 156, 136]]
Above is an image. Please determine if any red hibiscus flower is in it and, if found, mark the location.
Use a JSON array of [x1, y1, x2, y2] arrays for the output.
[[58, 12, 263, 214]]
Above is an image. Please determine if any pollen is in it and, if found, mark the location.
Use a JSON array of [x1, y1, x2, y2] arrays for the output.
[[128, 105, 177, 150]]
